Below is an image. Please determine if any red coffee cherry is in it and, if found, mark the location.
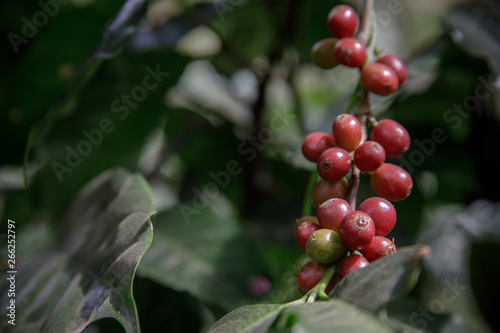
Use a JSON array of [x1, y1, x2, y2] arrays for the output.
[[305, 229, 347, 264], [327, 5, 360, 38], [376, 54, 407, 84], [358, 197, 396, 236], [317, 148, 352, 181], [361, 236, 396, 262], [339, 211, 375, 251], [296, 261, 337, 295], [334, 38, 367, 68], [370, 119, 410, 159], [302, 132, 336, 163], [338, 254, 369, 280], [332, 114, 362, 152], [311, 38, 339, 69], [353, 141, 386, 172], [361, 63, 399, 96], [317, 198, 353, 232], [312, 178, 349, 209], [294, 216, 318, 238], [295, 221, 321, 250], [370, 163, 413, 201]]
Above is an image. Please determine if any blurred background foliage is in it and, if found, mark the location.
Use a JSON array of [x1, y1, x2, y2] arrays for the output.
[[1, 0, 500, 332]]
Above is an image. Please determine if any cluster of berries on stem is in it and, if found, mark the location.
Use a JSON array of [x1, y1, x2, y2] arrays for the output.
[[295, 0, 413, 298]]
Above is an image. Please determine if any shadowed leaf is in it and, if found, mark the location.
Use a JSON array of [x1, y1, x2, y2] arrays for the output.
[[330, 245, 431, 314], [0, 168, 155, 333], [277, 300, 394, 333], [208, 303, 286, 333], [137, 207, 272, 310]]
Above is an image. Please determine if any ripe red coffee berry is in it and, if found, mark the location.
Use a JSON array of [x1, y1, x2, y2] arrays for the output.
[[305, 229, 347, 263], [327, 5, 359, 38], [376, 54, 407, 84], [311, 38, 339, 69], [353, 141, 386, 172], [317, 198, 353, 232], [334, 38, 367, 68], [296, 261, 337, 295], [295, 221, 321, 250], [338, 254, 369, 280], [370, 119, 410, 159], [294, 216, 318, 238], [361, 63, 399, 96], [358, 197, 396, 236], [317, 148, 351, 181], [302, 132, 336, 162], [371, 163, 413, 201], [333, 114, 362, 152], [339, 211, 375, 251], [312, 178, 349, 209], [361, 236, 396, 262]]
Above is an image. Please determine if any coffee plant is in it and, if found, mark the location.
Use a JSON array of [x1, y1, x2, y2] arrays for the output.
[[1, 0, 499, 332]]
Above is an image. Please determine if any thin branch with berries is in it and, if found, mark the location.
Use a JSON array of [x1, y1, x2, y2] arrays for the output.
[[295, 0, 411, 300]]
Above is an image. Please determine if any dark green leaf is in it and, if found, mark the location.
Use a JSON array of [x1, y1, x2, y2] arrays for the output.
[[208, 303, 286, 333], [330, 245, 431, 314], [277, 300, 394, 333], [137, 207, 272, 310], [417, 201, 498, 333], [0, 168, 155, 333]]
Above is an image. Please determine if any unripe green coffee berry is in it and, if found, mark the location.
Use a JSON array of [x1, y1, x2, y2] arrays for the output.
[[305, 229, 347, 264]]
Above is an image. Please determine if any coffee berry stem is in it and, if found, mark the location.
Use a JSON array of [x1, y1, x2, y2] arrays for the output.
[[346, 88, 371, 209], [356, 0, 374, 46], [303, 264, 337, 303]]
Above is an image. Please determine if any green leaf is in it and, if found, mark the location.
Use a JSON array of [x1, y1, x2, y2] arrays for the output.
[[277, 300, 395, 333], [0, 168, 155, 333], [137, 207, 272, 310], [207, 303, 286, 333], [330, 245, 431, 314]]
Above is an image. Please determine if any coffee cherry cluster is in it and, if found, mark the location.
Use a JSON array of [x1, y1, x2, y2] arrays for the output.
[[301, 115, 413, 203], [311, 4, 408, 97], [297, 3, 413, 296]]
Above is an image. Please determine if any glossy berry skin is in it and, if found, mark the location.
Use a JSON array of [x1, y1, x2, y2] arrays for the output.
[[361, 63, 399, 96], [338, 254, 369, 280], [312, 178, 349, 209], [327, 5, 359, 38], [353, 141, 386, 172], [358, 197, 396, 236], [295, 221, 321, 250], [361, 236, 396, 262], [333, 114, 362, 152], [317, 148, 352, 181], [371, 163, 413, 201], [370, 119, 410, 158], [302, 132, 336, 162], [311, 38, 339, 69], [296, 261, 337, 295], [376, 54, 407, 84], [294, 216, 318, 238], [334, 38, 367, 68], [317, 198, 353, 232], [339, 211, 375, 251], [305, 229, 347, 264]]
